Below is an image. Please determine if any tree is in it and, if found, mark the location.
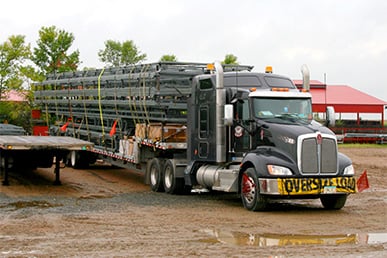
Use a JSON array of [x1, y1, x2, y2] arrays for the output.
[[0, 35, 31, 100], [160, 54, 177, 62], [223, 54, 239, 65], [98, 40, 146, 67], [32, 26, 80, 75]]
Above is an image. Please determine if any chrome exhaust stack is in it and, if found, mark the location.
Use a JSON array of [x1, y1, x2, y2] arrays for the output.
[[214, 61, 226, 163], [301, 64, 310, 91]]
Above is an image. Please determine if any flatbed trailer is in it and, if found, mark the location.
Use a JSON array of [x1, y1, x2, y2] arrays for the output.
[[0, 136, 93, 185]]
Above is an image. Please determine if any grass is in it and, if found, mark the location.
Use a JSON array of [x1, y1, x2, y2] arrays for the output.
[[339, 143, 387, 148]]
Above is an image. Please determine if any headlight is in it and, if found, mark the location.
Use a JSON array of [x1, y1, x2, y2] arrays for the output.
[[343, 164, 355, 175], [267, 165, 293, 176]]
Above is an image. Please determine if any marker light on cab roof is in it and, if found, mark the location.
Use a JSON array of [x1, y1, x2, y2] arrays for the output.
[[207, 63, 215, 70], [271, 87, 289, 92], [265, 66, 273, 73]]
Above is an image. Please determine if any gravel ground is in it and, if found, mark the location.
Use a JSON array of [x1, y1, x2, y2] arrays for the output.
[[0, 147, 386, 257]]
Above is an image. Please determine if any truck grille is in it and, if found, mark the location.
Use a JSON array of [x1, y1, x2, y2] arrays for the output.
[[298, 133, 338, 175]]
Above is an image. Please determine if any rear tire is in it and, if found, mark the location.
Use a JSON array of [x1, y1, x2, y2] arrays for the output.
[[320, 194, 347, 210], [163, 159, 189, 194], [240, 168, 267, 211], [69, 151, 89, 169], [149, 158, 164, 192]]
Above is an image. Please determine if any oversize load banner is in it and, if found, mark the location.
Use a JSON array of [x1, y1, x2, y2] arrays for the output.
[[278, 177, 357, 195]]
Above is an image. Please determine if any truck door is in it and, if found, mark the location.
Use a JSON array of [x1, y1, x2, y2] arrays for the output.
[[232, 99, 250, 155]]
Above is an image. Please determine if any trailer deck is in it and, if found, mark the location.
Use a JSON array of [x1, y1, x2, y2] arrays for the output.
[[0, 136, 93, 185]]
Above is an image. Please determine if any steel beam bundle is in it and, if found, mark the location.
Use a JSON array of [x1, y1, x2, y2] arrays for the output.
[[34, 62, 252, 148]]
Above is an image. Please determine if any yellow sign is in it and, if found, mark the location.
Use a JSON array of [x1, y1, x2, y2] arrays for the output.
[[278, 177, 357, 195]]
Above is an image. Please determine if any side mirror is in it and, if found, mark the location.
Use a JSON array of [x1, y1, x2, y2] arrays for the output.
[[325, 106, 335, 127], [224, 104, 234, 126]]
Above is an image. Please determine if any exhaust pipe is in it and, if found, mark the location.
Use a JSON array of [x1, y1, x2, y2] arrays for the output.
[[214, 61, 226, 163], [301, 64, 310, 91]]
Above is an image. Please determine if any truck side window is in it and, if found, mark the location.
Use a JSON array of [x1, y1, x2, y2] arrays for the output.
[[235, 99, 249, 121], [241, 100, 250, 121], [199, 79, 213, 90], [199, 106, 209, 138]]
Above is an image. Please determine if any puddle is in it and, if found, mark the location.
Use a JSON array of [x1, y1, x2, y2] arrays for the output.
[[200, 229, 387, 247]]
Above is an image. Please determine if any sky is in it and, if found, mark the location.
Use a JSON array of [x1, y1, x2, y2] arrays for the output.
[[2, 0, 387, 115]]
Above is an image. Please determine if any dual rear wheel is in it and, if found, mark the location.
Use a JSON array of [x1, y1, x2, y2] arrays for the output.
[[149, 158, 190, 195]]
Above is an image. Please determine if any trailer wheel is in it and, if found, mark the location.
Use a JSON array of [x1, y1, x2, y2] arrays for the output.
[[163, 159, 188, 194], [240, 168, 267, 211], [70, 151, 80, 168], [320, 194, 347, 210], [149, 158, 164, 192], [69, 151, 87, 169], [0, 155, 4, 168]]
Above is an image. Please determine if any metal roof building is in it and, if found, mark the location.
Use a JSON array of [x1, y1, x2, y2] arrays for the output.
[[293, 80, 387, 126]]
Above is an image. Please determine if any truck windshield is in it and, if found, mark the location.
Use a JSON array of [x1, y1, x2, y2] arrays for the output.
[[252, 97, 312, 122]]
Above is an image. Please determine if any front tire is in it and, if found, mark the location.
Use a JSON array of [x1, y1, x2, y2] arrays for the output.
[[320, 194, 347, 210], [240, 168, 267, 211]]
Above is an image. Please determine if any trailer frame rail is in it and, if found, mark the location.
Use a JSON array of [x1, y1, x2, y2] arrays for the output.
[[0, 136, 93, 186]]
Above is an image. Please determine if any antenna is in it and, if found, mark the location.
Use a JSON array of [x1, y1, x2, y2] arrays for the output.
[[324, 73, 327, 120]]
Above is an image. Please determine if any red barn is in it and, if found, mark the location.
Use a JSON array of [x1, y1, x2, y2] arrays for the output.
[[294, 80, 387, 128]]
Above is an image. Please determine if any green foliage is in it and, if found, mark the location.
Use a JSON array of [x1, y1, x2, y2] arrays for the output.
[[335, 120, 345, 127], [0, 102, 12, 122], [160, 54, 177, 62], [222, 54, 239, 65], [32, 26, 80, 75], [20, 65, 45, 84], [0, 35, 31, 99], [0, 101, 32, 131], [0, 35, 36, 132], [339, 143, 387, 148], [98, 40, 147, 67]]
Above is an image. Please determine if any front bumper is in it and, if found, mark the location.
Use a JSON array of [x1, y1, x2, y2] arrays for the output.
[[259, 177, 357, 196]]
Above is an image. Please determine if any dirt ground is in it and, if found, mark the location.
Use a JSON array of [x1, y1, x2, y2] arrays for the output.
[[0, 147, 386, 257]]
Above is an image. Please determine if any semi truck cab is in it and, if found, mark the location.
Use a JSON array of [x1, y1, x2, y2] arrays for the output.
[[186, 63, 356, 211]]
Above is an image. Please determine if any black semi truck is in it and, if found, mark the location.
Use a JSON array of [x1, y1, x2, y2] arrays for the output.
[[33, 61, 356, 211]]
